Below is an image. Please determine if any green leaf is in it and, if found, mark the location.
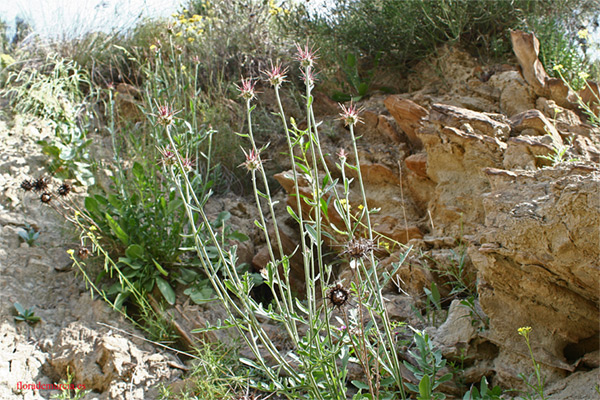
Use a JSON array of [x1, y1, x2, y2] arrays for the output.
[[84, 196, 99, 214], [155, 277, 176, 305], [152, 258, 168, 276], [114, 291, 129, 310], [229, 231, 249, 242], [132, 161, 145, 181], [286, 205, 300, 223], [418, 375, 431, 399], [125, 244, 145, 260], [332, 91, 352, 102], [351, 380, 370, 390], [105, 213, 129, 245], [13, 302, 26, 315]]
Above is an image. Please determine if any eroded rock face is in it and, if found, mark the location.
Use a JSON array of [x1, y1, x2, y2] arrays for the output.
[[252, 31, 599, 397], [470, 165, 599, 385], [50, 323, 180, 398]]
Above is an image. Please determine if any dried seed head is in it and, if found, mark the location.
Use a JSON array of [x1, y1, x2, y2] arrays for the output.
[[78, 247, 91, 260], [327, 282, 350, 308], [33, 177, 49, 192], [20, 179, 34, 191], [40, 192, 53, 204], [57, 183, 71, 197], [341, 237, 376, 261]]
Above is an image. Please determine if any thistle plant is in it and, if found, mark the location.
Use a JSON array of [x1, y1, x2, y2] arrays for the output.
[[162, 43, 414, 399]]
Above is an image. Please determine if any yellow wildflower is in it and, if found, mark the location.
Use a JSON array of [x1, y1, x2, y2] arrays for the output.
[[577, 28, 588, 39], [552, 64, 563, 71], [578, 71, 589, 80], [517, 326, 532, 337]]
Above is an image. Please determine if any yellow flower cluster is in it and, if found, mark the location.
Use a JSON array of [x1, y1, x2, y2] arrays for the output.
[[268, 0, 290, 16], [577, 28, 589, 39], [171, 8, 207, 42]]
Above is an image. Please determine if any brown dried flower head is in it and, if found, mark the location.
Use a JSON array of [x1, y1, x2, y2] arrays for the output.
[[341, 237, 376, 260], [20, 179, 34, 191], [40, 192, 52, 203], [57, 183, 71, 197], [327, 282, 350, 308], [33, 177, 49, 192], [77, 247, 91, 260]]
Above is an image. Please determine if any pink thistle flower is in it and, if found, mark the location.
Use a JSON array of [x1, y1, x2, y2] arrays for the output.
[[295, 42, 318, 68], [239, 148, 262, 171], [157, 145, 177, 166], [300, 68, 318, 87], [337, 148, 349, 161], [263, 62, 288, 87], [180, 157, 194, 173], [338, 102, 364, 127], [154, 103, 180, 126], [236, 77, 257, 101]]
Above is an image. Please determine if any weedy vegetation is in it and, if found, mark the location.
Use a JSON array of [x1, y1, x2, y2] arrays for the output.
[[1, 0, 598, 398]]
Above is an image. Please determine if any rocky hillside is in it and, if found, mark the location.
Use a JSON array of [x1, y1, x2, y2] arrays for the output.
[[251, 31, 599, 398], [0, 30, 598, 399]]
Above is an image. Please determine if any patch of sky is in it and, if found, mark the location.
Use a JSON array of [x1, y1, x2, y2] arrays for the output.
[[0, 0, 185, 41]]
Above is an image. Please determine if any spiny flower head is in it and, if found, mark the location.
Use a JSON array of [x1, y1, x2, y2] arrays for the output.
[[341, 237, 376, 262], [57, 183, 71, 197], [180, 157, 194, 173], [239, 148, 262, 172], [20, 179, 34, 191], [337, 148, 349, 162], [236, 77, 257, 101], [154, 103, 180, 126], [295, 42, 318, 69], [339, 102, 364, 127], [263, 62, 288, 87], [158, 145, 177, 166], [33, 177, 50, 192]]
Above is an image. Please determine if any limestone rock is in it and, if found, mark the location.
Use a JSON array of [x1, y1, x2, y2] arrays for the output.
[[430, 300, 478, 359], [405, 153, 428, 178], [469, 165, 600, 385], [488, 70, 536, 117], [384, 96, 427, 148], [417, 123, 506, 236], [510, 30, 576, 108], [50, 322, 180, 396], [502, 136, 555, 170], [509, 109, 562, 146], [429, 103, 510, 139]]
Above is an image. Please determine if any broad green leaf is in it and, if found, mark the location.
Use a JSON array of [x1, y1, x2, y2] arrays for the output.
[[155, 277, 175, 305], [105, 213, 128, 245], [125, 244, 145, 260]]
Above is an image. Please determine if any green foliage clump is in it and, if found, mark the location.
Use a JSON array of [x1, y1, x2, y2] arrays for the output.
[[285, 0, 599, 78], [1, 54, 95, 185]]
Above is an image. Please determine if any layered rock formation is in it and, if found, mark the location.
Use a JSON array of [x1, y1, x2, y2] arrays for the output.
[[266, 32, 599, 394]]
